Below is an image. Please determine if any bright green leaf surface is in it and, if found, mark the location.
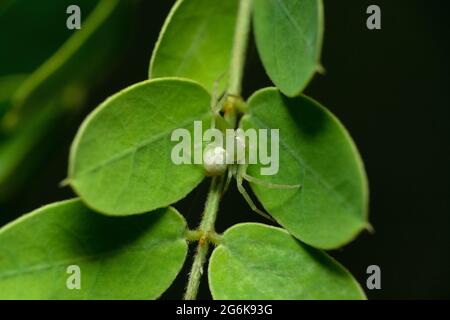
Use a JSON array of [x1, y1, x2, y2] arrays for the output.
[[241, 88, 368, 249], [69, 78, 211, 216], [149, 0, 239, 92], [253, 0, 324, 96], [0, 0, 132, 201], [0, 199, 188, 299], [209, 223, 365, 300]]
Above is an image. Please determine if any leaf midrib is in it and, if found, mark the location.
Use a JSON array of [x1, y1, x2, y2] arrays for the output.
[[0, 239, 183, 281], [72, 110, 210, 179], [274, 0, 309, 45]]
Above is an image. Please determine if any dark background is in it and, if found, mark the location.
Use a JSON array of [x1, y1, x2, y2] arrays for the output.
[[1, 0, 449, 299]]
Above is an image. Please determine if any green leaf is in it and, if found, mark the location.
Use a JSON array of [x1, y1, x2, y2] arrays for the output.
[[149, 0, 239, 92], [209, 223, 365, 300], [253, 0, 324, 96], [69, 78, 211, 216], [241, 88, 368, 249], [0, 199, 188, 299]]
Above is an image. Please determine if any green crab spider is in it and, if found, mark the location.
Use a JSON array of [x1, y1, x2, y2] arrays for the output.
[[204, 76, 301, 221]]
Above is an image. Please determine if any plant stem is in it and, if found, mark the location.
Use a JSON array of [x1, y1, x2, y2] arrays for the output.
[[183, 0, 252, 300], [228, 0, 253, 97], [184, 176, 223, 300]]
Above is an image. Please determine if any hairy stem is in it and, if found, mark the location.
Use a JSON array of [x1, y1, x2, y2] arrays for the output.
[[183, 0, 252, 300], [228, 0, 253, 97], [184, 176, 223, 300]]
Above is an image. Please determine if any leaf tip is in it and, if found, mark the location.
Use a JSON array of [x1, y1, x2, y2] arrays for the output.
[[316, 64, 326, 75], [365, 222, 375, 234], [59, 178, 71, 188]]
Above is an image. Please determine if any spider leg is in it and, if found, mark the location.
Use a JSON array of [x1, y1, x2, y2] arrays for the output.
[[211, 73, 227, 112], [242, 163, 301, 189], [236, 165, 274, 221], [222, 165, 235, 196], [210, 73, 226, 128], [211, 95, 228, 130], [210, 88, 218, 129], [243, 172, 301, 189]]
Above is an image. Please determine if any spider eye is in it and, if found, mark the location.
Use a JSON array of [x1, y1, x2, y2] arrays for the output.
[[203, 145, 228, 176]]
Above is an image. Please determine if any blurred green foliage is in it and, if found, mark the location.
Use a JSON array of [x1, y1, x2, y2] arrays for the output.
[[0, 0, 136, 201]]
